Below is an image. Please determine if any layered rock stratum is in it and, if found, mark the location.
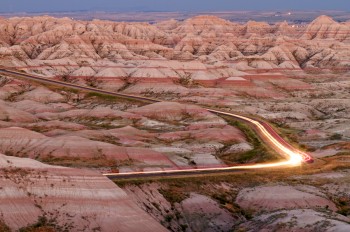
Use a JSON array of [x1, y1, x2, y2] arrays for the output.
[[0, 14, 350, 232], [0, 15, 350, 78], [0, 154, 167, 231]]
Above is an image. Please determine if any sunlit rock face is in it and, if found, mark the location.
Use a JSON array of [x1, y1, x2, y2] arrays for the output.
[[1, 15, 350, 77], [0, 154, 167, 232]]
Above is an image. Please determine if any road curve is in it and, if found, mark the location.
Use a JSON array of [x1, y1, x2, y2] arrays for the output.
[[0, 68, 313, 179]]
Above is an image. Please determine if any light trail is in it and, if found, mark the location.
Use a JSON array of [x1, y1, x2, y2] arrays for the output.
[[104, 110, 311, 178], [0, 68, 314, 178]]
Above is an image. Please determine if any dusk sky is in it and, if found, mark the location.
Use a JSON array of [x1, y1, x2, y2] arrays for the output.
[[1, 0, 350, 12]]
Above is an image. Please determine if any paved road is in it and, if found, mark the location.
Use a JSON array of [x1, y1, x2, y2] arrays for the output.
[[0, 68, 313, 179]]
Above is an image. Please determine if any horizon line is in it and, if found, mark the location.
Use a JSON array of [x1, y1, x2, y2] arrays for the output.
[[0, 9, 349, 14]]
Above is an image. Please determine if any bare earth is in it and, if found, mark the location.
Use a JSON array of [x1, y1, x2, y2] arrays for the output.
[[0, 154, 167, 231], [0, 13, 349, 231]]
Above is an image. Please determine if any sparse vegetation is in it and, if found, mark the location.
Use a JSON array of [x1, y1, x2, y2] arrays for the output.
[[118, 75, 140, 92], [19, 213, 75, 232], [0, 75, 11, 87], [330, 133, 343, 140], [86, 92, 148, 105], [85, 76, 102, 88], [0, 220, 11, 232], [19, 216, 56, 232], [57, 74, 77, 83], [173, 72, 196, 87], [1, 13, 350, 232], [335, 196, 350, 216], [39, 155, 134, 169], [222, 116, 281, 164], [159, 184, 190, 205]]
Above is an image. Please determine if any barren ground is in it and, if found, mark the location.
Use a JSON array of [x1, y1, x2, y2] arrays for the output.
[[0, 14, 349, 231]]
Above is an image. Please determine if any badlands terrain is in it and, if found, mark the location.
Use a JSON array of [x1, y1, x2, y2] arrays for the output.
[[0, 14, 349, 231]]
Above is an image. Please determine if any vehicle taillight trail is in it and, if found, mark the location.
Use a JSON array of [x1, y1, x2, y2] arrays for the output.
[[0, 68, 314, 178]]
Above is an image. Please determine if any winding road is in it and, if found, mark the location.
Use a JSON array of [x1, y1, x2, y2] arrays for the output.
[[0, 68, 314, 179]]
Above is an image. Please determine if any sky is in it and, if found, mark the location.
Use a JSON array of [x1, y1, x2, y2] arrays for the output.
[[1, 0, 350, 13]]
